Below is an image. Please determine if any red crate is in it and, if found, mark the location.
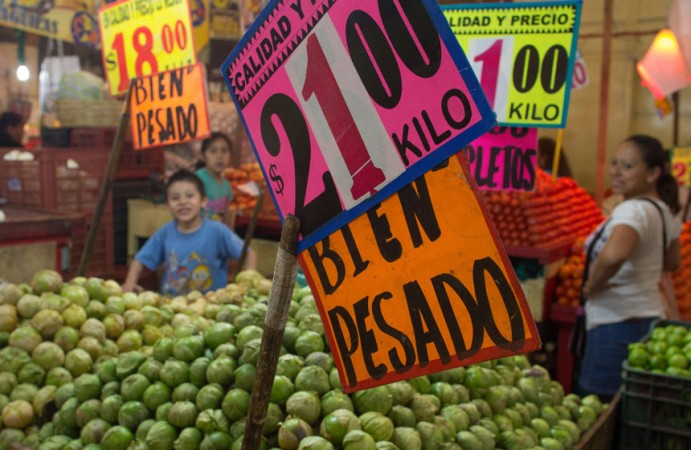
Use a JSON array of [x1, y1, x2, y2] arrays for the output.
[[70, 128, 117, 148], [0, 160, 42, 207], [67, 217, 114, 279], [0, 147, 115, 278], [116, 145, 165, 180]]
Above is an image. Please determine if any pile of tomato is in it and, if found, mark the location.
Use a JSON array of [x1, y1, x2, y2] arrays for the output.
[[672, 222, 691, 320], [481, 169, 603, 248], [554, 238, 586, 307]]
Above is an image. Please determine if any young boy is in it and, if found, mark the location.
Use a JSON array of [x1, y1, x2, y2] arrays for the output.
[[123, 169, 256, 296]]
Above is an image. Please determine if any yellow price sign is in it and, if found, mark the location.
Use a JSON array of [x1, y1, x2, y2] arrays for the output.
[[442, 1, 582, 127], [99, 0, 198, 96], [672, 147, 691, 187]]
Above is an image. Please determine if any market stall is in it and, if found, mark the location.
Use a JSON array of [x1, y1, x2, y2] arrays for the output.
[[0, 206, 84, 283]]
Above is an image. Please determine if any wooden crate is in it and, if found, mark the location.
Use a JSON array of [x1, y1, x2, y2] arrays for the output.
[[574, 390, 620, 450]]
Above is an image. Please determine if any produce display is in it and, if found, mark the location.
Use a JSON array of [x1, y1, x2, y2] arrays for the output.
[[672, 222, 691, 321], [553, 238, 586, 308], [481, 170, 602, 249], [224, 162, 275, 216], [626, 323, 691, 377], [0, 269, 609, 450]]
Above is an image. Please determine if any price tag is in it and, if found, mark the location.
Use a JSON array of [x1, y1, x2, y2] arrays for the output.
[[130, 63, 212, 150], [671, 147, 691, 187], [463, 127, 538, 192], [443, 1, 582, 127], [221, 0, 495, 252], [571, 49, 589, 90], [99, 0, 198, 96]]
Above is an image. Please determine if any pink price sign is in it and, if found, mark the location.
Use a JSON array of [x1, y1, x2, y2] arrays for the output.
[[463, 127, 538, 192], [221, 0, 495, 252]]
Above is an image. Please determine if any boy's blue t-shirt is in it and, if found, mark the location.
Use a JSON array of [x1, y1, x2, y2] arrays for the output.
[[135, 219, 243, 296], [196, 168, 233, 220]]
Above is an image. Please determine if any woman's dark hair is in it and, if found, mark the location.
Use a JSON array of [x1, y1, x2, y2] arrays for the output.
[[624, 134, 680, 214], [538, 137, 573, 178], [166, 169, 206, 198], [0, 111, 24, 131]]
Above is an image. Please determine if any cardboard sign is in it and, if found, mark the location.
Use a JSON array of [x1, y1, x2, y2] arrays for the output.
[[300, 154, 540, 392], [463, 127, 538, 192], [443, 1, 582, 127], [221, 0, 495, 252], [210, 0, 240, 40], [571, 49, 589, 90], [671, 147, 691, 187], [0, 0, 100, 47], [130, 63, 211, 150], [99, 0, 197, 96]]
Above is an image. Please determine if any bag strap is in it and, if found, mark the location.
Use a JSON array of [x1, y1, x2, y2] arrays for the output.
[[639, 197, 667, 262], [579, 218, 610, 308]]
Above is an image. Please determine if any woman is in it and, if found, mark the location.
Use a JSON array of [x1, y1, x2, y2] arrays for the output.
[[0, 111, 25, 147], [579, 135, 681, 400]]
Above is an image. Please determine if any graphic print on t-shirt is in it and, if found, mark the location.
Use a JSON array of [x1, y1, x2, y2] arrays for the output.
[[163, 250, 212, 295]]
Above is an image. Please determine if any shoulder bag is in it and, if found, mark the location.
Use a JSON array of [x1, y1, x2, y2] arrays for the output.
[[569, 219, 609, 359]]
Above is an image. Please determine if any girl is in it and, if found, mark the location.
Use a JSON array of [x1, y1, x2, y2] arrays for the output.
[[196, 132, 234, 222]]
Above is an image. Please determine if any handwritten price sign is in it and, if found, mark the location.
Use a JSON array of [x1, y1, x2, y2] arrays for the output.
[[463, 127, 538, 192], [99, 0, 197, 96], [671, 147, 691, 187], [221, 0, 495, 252], [443, 1, 582, 127], [300, 155, 540, 391]]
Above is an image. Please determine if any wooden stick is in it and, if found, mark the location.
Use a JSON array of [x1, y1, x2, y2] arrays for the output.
[[242, 215, 300, 450], [237, 187, 266, 273], [595, 0, 613, 205], [77, 81, 134, 276]]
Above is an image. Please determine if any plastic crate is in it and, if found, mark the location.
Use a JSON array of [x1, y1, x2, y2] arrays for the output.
[[619, 319, 691, 450], [0, 160, 42, 206], [40, 127, 71, 148], [116, 143, 165, 180], [0, 147, 116, 278], [67, 217, 114, 279], [70, 128, 117, 148]]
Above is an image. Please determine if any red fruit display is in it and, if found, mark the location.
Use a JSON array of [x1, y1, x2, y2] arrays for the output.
[[554, 237, 586, 307], [672, 222, 691, 320], [481, 169, 603, 249]]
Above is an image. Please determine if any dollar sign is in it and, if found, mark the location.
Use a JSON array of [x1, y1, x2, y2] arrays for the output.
[[105, 52, 117, 72], [269, 164, 284, 195]]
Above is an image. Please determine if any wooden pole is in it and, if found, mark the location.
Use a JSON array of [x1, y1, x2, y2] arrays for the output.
[[673, 92, 680, 147], [237, 188, 266, 273], [77, 81, 134, 276], [595, 0, 613, 205], [242, 215, 300, 450], [552, 129, 564, 183]]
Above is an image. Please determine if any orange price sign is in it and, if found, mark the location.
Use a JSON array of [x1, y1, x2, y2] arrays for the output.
[[130, 63, 211, 150], [99, 0, 197, 96], [300, 154, 540, 392]]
